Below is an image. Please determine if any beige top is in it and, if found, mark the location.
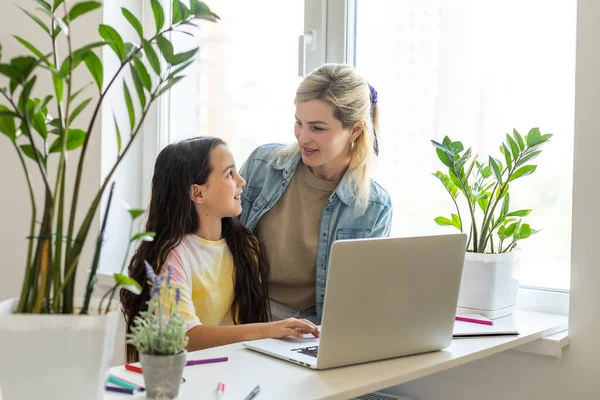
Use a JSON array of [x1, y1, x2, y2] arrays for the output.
[[256, 162, 339, 311]]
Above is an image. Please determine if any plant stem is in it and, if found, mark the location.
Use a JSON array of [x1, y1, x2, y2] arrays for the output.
[[105, 223, 134, 314], [14, 142, 38, 313], [81, 182, 116, 315]]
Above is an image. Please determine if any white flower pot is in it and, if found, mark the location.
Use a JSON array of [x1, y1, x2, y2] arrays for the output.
[[456, 251, 521, 319], [0, 297, 120, 400]]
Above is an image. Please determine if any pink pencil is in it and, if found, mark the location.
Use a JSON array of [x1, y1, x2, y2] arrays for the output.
[[455, 316, 494, 326]]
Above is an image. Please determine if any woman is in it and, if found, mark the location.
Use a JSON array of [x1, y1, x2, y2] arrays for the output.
[[240, 63, 392, 324]]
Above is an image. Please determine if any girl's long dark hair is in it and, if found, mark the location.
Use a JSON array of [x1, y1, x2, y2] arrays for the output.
[[121, 137, 270, 362]]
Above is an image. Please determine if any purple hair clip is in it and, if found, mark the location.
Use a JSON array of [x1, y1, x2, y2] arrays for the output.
[[369, 84, 378, 106], [368, 83, 379, 156]]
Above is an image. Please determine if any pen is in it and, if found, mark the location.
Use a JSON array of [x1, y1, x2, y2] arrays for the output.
[[455, 316, 493, 326], [105, 385, 134, 395], [216, 382, 225, 399], [186, 356, 228, 366], [108, 375, 141, 391], [244, 385, 261, 400]]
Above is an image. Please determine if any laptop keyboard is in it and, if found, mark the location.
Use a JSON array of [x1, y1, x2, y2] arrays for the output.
[[291, 346, 319, 358]]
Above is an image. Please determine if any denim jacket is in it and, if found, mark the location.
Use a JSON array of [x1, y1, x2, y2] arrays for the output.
[[239, 144, 392, 322]]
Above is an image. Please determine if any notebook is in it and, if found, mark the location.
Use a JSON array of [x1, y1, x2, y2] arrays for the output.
[[453, 314, 519, 337]]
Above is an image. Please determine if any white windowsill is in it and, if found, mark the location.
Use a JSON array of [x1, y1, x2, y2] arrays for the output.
[[512, 329, 570, 358]]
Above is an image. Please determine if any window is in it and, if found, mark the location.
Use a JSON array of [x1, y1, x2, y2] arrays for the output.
[[352, 0, 576, 290], [165, 0, 304, 165]]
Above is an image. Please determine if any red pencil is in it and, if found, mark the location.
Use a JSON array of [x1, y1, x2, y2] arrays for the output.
[[455, 316, 494, 326]]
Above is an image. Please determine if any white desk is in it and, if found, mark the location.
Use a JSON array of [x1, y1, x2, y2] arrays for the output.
[[105, 310, 567, 400]]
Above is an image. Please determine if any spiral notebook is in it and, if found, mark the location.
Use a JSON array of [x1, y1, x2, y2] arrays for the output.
[[453, 314, 519, 337]]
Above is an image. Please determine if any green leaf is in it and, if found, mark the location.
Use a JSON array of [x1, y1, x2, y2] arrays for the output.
[[156, 35, 175, 64], [513, 129, 525, 151], [150, 0, 165, 33], [506, 133, 520, 160], [508, 165, 537, 182], [48, 128, 86, 153], [143, 41, 161, 75], [0, 105, 17, 141], [66, 1, 102, 23], [517, 224, 532, 240], [13, 36, 47, 62], [124, 42, 142, 60], [489, 156, 502, 184], [130, 64, 147, 109], [60, 42, 107, 76], [506, 209, 532, 217], [540, 133, 553, 143], [166, 59, 193, 81], [122, 8, 144, 40], [504, 222, 518, 237], [515, 150, 541, 168], [113, 113, 122, 153], [190, 0, 220, 21], [155, 76, 184, 98], [83, 50, 103, 91], [131, 232, 156, 242], [172, 0, 183, 24], [19, 7, 50, 35], [127, 208, 145, 220], [500, 193, 510, 217], [133, 58, 152, 91], [68, 97, 92, 124], [171, 47, 198, 66], [53, 0, 64, 12], [431, 140, 454, 157], [525, 127, 541, 147], [34, 0, 52, 12], [114, 273, 142, 295], [434, 216, 453, 227], [449, 141, 464, 153], [436, 148, 453, 168], [11, 56, 37, 81], [497, 225, 508, 241], [30, 110, 47, 139], [20, 144, 46, 169], [52, 71, 64, 103], [124, 82, 135, 129], [451, 213, 462, 230], [501, 143, 512, 169], [99, 24, 125, 60], [478, 193, 490, 212], [0, 64, 22, 83]]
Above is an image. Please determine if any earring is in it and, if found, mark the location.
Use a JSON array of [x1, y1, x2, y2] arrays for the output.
[[350, 141, 356, 150], [200, 199, 204, 204]]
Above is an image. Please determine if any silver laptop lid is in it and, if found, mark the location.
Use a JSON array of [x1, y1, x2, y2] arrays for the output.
[[316, 233, 467, 369]]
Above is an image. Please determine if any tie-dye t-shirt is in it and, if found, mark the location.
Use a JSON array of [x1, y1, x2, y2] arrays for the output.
[[160, 234, 235, 331]]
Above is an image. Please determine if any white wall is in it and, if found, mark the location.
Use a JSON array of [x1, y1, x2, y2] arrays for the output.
[[386, 0, 600, 398]]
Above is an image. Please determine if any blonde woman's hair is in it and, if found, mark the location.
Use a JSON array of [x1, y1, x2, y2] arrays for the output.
[[275, 63, 379, 214]]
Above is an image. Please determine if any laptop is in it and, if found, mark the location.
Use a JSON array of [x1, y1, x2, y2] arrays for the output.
[[243, 233, 467, 370]]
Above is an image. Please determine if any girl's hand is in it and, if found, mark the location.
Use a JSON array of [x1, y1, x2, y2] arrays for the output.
[[264, 318, 320, 339]]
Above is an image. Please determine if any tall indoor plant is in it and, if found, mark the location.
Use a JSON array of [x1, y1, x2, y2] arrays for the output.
[[431, 128, 551, 318], [0, 1, 218, 399]]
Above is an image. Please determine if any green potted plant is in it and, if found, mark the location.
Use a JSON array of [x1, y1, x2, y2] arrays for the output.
[[127, 263, 189, 400], [0, 1, 217, 399], [431, 128, 551, 318]]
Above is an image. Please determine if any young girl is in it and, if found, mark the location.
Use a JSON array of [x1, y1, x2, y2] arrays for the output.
[[121, 137, 319, 362]]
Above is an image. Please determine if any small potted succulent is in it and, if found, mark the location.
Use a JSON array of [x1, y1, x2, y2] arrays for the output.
[[431, 128, 551, 318], [127, 262, 188, 399]]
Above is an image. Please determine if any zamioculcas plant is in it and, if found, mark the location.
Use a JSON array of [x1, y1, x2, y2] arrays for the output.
[[431, 128, 552, 254], [0, 0, 219, 315]]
